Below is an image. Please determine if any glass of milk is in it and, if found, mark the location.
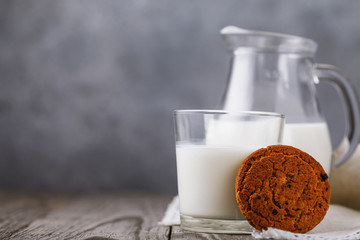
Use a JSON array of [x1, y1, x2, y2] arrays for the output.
[[174, 110, 285, 234]]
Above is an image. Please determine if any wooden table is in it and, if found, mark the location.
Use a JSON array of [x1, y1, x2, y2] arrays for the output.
[[0, 191, 254, 240]]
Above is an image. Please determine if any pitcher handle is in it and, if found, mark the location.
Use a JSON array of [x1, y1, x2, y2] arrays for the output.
[[314, 63, 360, 167]]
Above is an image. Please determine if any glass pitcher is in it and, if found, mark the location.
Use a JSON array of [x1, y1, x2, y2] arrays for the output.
[[219, 26, 360, 174]]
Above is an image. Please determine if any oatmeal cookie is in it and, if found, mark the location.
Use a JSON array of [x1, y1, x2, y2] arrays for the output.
[[235, 145, 330, 233]]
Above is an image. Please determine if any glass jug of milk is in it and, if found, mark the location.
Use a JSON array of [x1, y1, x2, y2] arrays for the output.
[[219, 26, 360, 174]]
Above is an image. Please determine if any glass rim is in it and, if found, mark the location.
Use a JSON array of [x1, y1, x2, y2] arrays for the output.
[[174, 109, 285, 118]]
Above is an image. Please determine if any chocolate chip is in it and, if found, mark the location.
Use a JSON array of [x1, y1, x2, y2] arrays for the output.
[[321, 174, 328, 182], [256, 194, 261, 199], [285, 201, 289, 205], [272, 209, 278, 215], [319, 203, 322, 207], [295, 208, 300, 211], [326, 187, 329, 191], [287, 183, 291, 189]]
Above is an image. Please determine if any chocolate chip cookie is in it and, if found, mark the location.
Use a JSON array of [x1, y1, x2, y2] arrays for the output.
[[235, 145, 330, 233]]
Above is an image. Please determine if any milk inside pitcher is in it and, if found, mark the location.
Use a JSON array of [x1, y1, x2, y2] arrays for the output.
[[218, 26, 360, 175]]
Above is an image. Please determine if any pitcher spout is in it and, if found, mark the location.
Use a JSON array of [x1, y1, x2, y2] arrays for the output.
[[220, 26, 317, 55], [220, 26, 251, 35]]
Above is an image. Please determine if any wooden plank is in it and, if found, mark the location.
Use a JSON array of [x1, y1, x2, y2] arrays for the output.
[[0, 191, 57, 240], [0, 191, 254, 239], [0, 192, 171, 240], [171, 226, 254, 240]]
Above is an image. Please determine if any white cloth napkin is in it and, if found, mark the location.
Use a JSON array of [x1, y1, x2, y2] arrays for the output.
[[159, 196, 180, 226], [159, 196, 360, 240]]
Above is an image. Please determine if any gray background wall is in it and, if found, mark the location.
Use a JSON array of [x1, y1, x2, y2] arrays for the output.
[[0, 0, 359, 193]]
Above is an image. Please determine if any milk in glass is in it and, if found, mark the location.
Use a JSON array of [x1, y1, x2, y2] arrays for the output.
[[176, 119, 280, 220], [176, 145, 255, 219]]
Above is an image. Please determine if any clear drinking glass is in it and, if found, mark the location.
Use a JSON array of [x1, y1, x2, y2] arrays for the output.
[[174, 110, 285, 234]]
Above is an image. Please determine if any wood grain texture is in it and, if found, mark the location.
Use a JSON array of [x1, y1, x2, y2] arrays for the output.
[[0, 192, 51, 239], [0, 192, 171, 240], [0, 191, 254, 239]]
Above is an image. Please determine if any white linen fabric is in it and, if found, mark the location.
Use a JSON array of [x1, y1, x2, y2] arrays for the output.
[[160, 197, 360, 240]]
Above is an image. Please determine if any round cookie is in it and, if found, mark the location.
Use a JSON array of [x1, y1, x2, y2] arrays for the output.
[[235, 145, 330, 233]]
